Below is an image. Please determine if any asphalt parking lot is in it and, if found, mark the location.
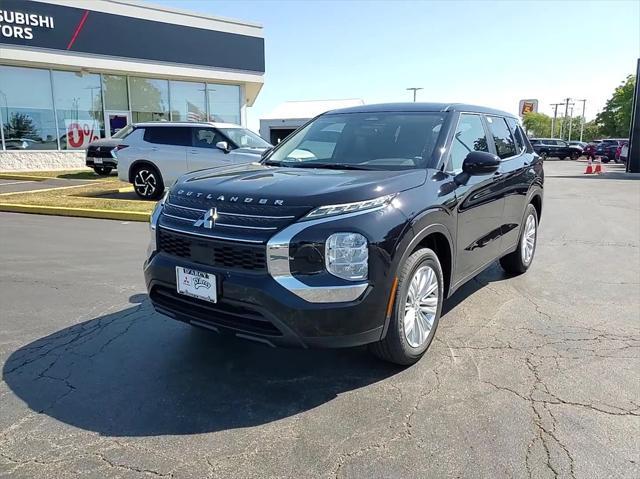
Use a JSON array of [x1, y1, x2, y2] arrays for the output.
[[0, 160, 638, 478]]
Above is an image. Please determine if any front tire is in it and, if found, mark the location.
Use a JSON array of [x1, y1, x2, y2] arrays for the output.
[[540, 151, 548, 160], [132, 164, 164, 200], [500, 204, 538, 275], [369, 248, 444, 366]]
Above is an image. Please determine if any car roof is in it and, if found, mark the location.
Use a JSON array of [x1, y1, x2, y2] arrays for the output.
[[325, 102, 517, 118], [132, 121, 242, 129]]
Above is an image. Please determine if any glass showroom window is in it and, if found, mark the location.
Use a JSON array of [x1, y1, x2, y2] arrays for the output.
[[130, 77, 169, 123], [207, 84, 241, 124], [103, 74, 129, 111], [52, 70, 104, 150], [0, 65, 57, 150], [170, 80, 206, 122]]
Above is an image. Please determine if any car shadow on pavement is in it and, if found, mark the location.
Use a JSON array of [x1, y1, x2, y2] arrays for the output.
[[2, 294, 400, 437]]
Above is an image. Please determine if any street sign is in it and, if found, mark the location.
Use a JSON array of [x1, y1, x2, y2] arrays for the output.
[[519, 99, 538, 117]]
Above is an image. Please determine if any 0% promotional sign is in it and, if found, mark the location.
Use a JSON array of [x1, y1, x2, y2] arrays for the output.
[[65, 119, 100, 149]]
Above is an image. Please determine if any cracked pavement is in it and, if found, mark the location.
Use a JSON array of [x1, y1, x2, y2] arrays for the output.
[[1, 161, 638, 478]]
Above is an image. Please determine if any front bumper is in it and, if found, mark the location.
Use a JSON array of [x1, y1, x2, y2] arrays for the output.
[[144, 251, 387, 348]]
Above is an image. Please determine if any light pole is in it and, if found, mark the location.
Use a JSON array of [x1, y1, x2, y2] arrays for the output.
[[406, 87, 423, 102], [576, 99, 587, 142]]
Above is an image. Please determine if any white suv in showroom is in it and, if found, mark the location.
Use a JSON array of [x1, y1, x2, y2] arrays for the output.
[[114, 122, 272, 199]]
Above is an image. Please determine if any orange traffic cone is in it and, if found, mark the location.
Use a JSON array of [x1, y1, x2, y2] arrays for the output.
[[584, 158, 593, 174], [594, 159, 603, 174]]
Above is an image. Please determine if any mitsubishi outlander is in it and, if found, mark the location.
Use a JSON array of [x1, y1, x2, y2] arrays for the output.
[[144, 103, 543, 365]]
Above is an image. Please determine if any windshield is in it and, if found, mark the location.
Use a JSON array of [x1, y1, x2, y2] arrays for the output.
[[264, 112, 446, 170], [219, 128, 271, 149]]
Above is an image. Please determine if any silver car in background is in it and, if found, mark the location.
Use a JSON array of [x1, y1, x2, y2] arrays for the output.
[[115, 122, 271, 199]]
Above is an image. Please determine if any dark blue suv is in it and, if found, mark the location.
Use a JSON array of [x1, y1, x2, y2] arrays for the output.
[[144, 103, 544, 365]]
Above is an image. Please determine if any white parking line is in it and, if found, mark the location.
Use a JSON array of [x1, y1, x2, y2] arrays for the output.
[[0, 181, 36, 187]]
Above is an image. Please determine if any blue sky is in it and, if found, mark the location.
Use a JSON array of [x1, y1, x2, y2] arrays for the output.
[[153, 0, 640, 131]]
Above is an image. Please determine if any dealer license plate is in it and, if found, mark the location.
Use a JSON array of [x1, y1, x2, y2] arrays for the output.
[[176, 267, 217, 303]]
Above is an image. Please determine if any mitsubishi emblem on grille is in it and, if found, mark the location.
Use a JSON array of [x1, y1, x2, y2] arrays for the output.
[[194, 208, 218, 229]]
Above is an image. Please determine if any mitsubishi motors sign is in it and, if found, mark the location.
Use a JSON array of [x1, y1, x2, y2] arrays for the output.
[[0, 0, 264, 73]]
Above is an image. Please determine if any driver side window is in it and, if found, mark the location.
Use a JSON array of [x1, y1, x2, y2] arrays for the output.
[[447, 114, 489, 173], [192, 128, 226, 149]]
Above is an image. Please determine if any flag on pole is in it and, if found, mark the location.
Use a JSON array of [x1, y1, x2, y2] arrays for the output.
[[186, 101, 205, 122]]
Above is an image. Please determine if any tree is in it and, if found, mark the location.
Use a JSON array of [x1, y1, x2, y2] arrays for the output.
[[596, 75, 635, 138], [522, 112, 552, 137], [3, 112, 38, 139]]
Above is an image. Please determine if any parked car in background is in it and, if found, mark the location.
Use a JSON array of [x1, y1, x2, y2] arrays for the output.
[[569, 141, 587, 150], [595, 139, 626, 163], [85, 125, 134, 176], [530, 138, 581, 159], [114, 122, 272, 199]]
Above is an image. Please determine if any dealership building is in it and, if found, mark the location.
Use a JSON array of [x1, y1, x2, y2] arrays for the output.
[[0, 0, 265, 170]]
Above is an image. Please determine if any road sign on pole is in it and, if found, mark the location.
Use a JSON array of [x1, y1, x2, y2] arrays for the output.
[[519, 99, 538, 117]]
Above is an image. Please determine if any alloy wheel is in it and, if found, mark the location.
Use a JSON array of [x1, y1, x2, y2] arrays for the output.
[[521, 213, 536, 265], [134, 169, 157, 198], [403, 265, 439, 348]]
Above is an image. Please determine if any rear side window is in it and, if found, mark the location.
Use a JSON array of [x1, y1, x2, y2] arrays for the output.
[[505, 117, 526, 154], [447, 113, 489, 173], [143, 127, 191, 146], [486, 116, 516, 159]]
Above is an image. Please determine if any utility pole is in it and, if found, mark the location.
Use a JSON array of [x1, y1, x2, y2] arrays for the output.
[[561, 97, 571, 140], [406, 87, 423, 102], [568, 106, 574, 141], [576, 99, 587, 142], [550, 103, 563, 138]]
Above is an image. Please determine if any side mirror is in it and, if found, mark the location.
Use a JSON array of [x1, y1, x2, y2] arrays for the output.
[[462, 151, 500, 175], [215, 141, 229, 153]]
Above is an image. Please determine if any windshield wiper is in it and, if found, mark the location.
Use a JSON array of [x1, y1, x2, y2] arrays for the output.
[[293, 162, 374, 170], [263, 160, 291, 167]]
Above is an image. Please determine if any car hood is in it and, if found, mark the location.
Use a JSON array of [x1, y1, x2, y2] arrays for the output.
[[170, 163, 427, 208]]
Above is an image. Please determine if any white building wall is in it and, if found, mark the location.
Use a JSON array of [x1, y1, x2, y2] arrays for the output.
[[0, 151, 85, 171]]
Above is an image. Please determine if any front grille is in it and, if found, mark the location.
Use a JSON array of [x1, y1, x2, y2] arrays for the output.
[[158, 228, 267, 272], [150, 286, 282, 336]]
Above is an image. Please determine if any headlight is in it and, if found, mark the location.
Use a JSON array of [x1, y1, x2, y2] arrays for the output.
[[147, 191, 168, 256], [325, 233, 368, 281], [305, 194, 395, 220]]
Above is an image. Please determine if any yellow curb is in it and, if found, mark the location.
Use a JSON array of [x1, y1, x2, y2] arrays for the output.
[[0, 203, 150, 222], [0, 174, 49, 182], [118, 186, 134, 193], [0, 183, 93, 196]]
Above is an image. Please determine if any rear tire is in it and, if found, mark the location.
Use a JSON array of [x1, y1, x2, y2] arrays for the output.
[[93, 166, 112, 176], [132, 164, 164, 200], [570, 151, 579, 160], [540, 151, 548, 160], [500, 204, 538, 275], [369, 248, 444, 366]]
